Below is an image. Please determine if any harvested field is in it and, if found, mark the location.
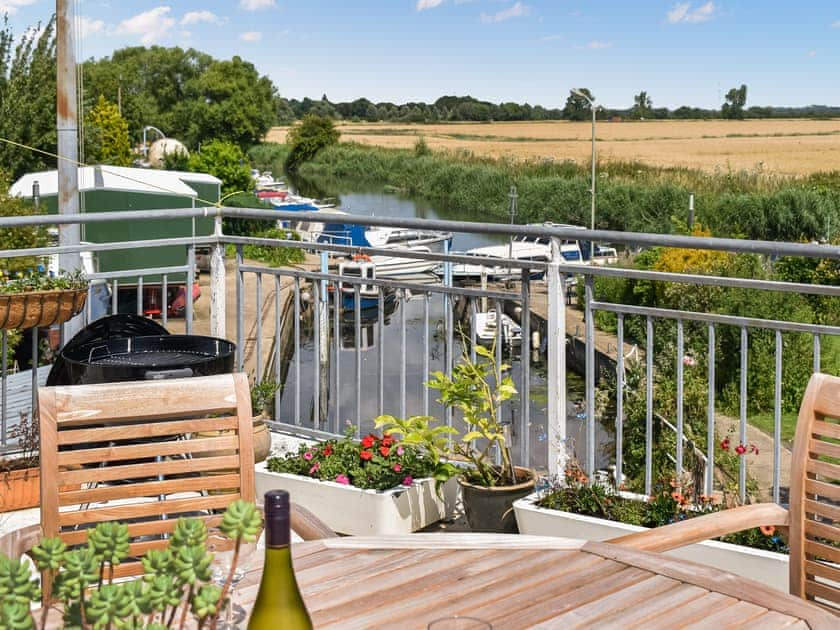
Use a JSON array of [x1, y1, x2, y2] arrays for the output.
[[266, 119, 840, 176]]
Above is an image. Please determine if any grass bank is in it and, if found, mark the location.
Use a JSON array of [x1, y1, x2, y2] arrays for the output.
[[295, 142, 840, 241]]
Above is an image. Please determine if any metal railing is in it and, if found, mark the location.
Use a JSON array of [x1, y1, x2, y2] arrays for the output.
[[1, 206, 838, 505]]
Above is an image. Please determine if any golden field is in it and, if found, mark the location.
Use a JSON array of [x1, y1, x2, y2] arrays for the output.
[[266, 119, 840, 176]]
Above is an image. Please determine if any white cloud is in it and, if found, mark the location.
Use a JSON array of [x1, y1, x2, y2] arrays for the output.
[[116, 6, 175, 45], [481, 1, 529, 24], [239, 0, 275, 10], [417, 0, 445, 10], [808, 50, 817, 57], [667, 2, 717, 24], [587, 40, 613, 49], [0, 0, 37, 16], [181, 11, 225, 26], [831, 20, 840, 28], [77, 16, 106, 38], [539, 34, 563, 42], [240, 31, 262, 42]]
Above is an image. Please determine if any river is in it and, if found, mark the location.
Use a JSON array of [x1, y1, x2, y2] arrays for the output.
[[276, 181, 612, 472]]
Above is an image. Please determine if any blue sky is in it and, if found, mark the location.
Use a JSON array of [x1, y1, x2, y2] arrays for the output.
[[2, 1, 839, 109]]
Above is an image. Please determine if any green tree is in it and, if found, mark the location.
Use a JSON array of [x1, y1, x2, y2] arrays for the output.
[[284, 114, 340, 173], [174, 56, 276, 150], [562, 89, 594, 121], [84, 96, 132, 166], [631, 91, 652, 119], [187, 140, 252, 195], [0, 16, 57, 179], [722, 84, 748, 120]]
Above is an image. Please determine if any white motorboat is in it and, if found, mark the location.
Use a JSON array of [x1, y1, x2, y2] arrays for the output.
[[438, 231, 585, 282], [473, 310, 522, 347]]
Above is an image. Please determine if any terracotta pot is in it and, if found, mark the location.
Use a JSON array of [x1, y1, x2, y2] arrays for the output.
[[458, 466, 536, 533], [0, 289, 88, 330], [0, 468, 40, 512]]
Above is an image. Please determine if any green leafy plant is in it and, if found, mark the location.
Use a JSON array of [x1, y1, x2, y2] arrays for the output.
[[378, 345, 518, 488], [0, 269, 87, 294], [250, 378, 281, 416], [266, 427, 436, 491], [0, 500, 262, 629], [0, 412, 39, 475]]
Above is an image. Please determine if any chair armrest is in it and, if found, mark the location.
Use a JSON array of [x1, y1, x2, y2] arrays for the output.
[[290, 503, 337, 540], [608, 502, 789, 552], [0, 523, 42, 558]]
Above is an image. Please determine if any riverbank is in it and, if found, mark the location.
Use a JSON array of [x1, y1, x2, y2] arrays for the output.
[[292, 141, 840, 242]]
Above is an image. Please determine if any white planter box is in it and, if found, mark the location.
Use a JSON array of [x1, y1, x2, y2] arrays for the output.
[[513, 492, 789, 592], [255, 461, 459, 536]]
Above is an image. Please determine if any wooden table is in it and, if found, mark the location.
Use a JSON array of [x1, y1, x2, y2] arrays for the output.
[[233, 534, 837, 629]]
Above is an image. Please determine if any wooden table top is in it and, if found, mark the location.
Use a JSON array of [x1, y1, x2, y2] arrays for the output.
[[231, 534, 838, 629]]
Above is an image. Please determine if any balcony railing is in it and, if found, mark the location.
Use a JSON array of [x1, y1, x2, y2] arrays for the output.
[[1, 206, 838, 505]]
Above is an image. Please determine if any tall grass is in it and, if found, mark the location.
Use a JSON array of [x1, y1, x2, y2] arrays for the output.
[[296, 142, 840, 240]]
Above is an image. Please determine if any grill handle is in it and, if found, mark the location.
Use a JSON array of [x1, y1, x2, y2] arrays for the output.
[[143, 367, 194, 380]]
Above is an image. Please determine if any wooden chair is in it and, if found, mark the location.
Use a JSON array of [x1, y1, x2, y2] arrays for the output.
[[609, 372, 840, 614], [38, 372, 255, 579]]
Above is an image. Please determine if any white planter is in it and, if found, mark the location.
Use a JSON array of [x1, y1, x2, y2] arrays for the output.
[[255, 461, 459, 535], [513, 492, 789, 592]]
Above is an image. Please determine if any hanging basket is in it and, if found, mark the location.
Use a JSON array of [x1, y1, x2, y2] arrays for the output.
[[0, 289, 88, 330]]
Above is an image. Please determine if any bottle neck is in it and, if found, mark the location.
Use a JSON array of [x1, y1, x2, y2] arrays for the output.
[[264, 509, 291, 547]]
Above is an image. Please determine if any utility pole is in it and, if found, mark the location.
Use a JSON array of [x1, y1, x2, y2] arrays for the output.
[[56, 0, 83, 339]]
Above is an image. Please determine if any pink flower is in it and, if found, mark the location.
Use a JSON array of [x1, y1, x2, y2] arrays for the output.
[[682, 355, 696, 367], [396, 446, 404, 456], [402, 476, 413, 486], [309, 462, 320, 474], [303, 451, 313, 461], [393, 464, 402, 472], [335, 474, 350, 485], [735, 444, 747, 455]]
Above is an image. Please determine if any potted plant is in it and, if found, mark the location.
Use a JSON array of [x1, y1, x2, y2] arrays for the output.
[[0, 269, 87, 330], [0, 412, 41, 512], [513, 467, 790, 591], [0, 500, 261, 629], [378, 345, 536, 533], [255, 428, 458, 535]]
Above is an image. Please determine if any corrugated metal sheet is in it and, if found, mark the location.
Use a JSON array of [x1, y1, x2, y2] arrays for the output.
[[1, 366, 50, 441], [10, 166, 220, 198]]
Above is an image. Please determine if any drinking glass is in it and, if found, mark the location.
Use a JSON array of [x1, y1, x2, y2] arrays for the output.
[[211, 541, 256, 630]]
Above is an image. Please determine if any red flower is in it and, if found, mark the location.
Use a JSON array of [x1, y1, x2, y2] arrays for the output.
[[735, 444, 747, 455], [760, 525, 776, 536], [379, 446, 390, 457], [750, 444, 759, 455], [720, 438, 730, 451], [322, 445, 333, 457], [359, 450, 373, 460], [402, 476, 413, 486], [393, 463, 402, 472], [381, 436, 394, 447], [361, 435, 376, 448]]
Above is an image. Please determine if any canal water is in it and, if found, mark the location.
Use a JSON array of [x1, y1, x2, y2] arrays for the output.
[[276, 183, 613, 472]]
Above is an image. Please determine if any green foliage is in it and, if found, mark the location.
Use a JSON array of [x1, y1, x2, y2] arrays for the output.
[[284, 114, 340, 173], [187, 140, 252, 195], [220, 192, 276, 237], [0, 179, 49, 276], [0, 501, 262, 629], [414, 136, 431, 157], [84, 96, 132, 166], [235, 227, 306, 268], [0, 17, 57, 180], [0, 269, 87, 294], [426, 345, 518, 486], [160, 148, 190, 172], [562, 88, 594, 121], [251, 378, 281, 416], [83, 47, 276, 150], [267, 427, 436, 491], [722, 84, 748, 120]]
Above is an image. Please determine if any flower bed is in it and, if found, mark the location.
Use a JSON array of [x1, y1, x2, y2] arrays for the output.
[[259, 430, 458, 535], [513, 476, 789, 591]]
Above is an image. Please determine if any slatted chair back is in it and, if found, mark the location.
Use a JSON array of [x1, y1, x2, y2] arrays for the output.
[[790, 372, 840, 613], [38, 372, 255, 579]]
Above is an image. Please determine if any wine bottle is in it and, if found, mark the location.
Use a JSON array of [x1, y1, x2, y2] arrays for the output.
[[248, 490, 313, 630]]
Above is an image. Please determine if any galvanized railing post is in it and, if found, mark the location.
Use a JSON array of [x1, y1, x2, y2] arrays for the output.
[[185, 245, 195, 334], [210, 215, 226, 339], [546, 237, 567, 478], [584, 275, 595, 478]]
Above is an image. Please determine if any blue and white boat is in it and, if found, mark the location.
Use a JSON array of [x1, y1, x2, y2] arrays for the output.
[[316, 215, 452, 278], [336, 260, 397, 313]]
